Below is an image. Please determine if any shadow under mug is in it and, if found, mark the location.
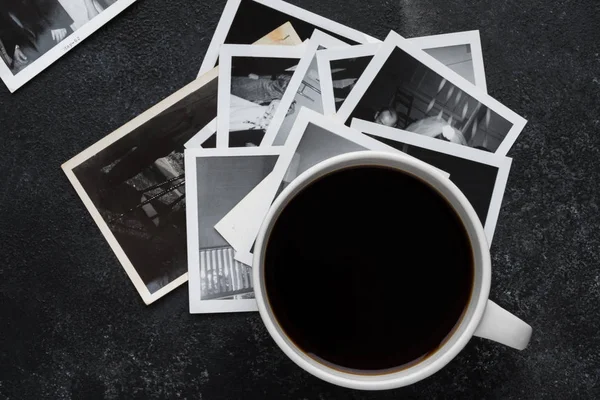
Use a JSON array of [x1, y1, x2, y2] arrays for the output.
[[253, 150, 532, 390]]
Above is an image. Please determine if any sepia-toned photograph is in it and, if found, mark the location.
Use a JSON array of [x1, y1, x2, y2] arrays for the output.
[[337, 31, 527, 156], [0, 0, 136, 92], [62, 69, 218, 304], [351, 118, 512, 243], [185, 147, 280, 313]]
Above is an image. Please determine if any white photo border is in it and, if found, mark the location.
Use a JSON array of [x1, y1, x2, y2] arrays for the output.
[[318, 30, 488, 117], [197, 0, 377, 77], [216, 43, 307, 148], [185, 118, 217, 149], [409, 30, 487, 92], [185, 21, 304, 150], [317, 43, 381, 117], [61, 67, 218, 305], [350, 118, 512, 244], [0, 0, 137, 93], [185, 146, 281, 313], [336, 31, 527, 157], [214, 106, 446, 260], [259, 30, 350, 146]]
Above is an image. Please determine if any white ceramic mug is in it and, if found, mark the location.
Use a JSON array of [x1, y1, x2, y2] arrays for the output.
[[253, 151, 532, 390]]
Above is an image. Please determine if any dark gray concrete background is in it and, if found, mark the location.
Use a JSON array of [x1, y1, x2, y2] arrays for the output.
[[1, 0, 599, 398]]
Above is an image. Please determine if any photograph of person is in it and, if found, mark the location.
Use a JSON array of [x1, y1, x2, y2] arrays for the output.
[[330, 44, 478, 114], [344, 45, 518, 153]]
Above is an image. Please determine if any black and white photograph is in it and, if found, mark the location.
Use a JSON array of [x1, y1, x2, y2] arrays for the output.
[[318, 31, 487, 117], [409, 30, 487, 91], [327, 53, 373, 113], [197, 0, 377, 77], [0, 0, 135, 92], [185, 118, 267, 149], [185, 120, 272, 150], [351, 118, 511, 243], [184, 22, 302, 150], [260, 30, 350, 146], [62, 68, 218, 305], [214, 107, 421, 263], [216, 44, 305, 147], [337, 31, 527, 156], [61, 18, 291, 305], [185, 118, 217, 149], [185, 147, 280, 313]]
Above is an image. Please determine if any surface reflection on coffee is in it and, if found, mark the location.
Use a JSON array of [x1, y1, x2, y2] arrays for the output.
[[264, 166, 474, 373]]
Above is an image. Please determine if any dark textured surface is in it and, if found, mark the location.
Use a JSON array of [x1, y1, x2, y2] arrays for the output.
[[0, 0, 599, 398]]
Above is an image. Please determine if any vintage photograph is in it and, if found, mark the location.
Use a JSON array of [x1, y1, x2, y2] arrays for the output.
[[184, 23, 301, 150], [185, 148, 280, 313], [260, 30, 350, 146], [185, 118, 217, 149], [185, 119, 270, 150], [197, 0, 376, 76], [60, 24, 298, 305], [351, 118, 512, 243], [318, 44, 376, 116], [337, 31, 527, 156], [410, 30, 487, 91], [318, 31, 487, 117], [214, 107, 412, 263], [0, 0, 135, 92], [62, 68, 218, 304], [216, 44, 305, 147]]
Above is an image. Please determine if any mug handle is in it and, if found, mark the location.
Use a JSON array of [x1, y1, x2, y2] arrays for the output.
[[473, 300, 532, 350]]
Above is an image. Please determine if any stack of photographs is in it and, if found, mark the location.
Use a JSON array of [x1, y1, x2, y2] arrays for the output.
[[62, 0, 527, 309]]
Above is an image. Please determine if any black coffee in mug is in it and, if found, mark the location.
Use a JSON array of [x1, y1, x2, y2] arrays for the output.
[[264, 166, 474, 372]]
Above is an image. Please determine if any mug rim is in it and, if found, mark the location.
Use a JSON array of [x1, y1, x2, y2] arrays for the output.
[[253, 150, 492, 390]]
